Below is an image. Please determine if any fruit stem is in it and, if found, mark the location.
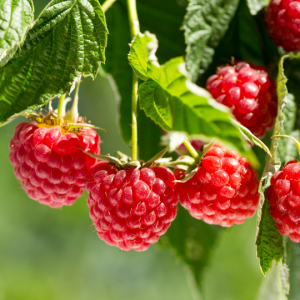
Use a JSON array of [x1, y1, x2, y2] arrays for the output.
[[127, 0, 140, 161], [68, 82, 80, 123], [183, 140, 200, 160], [57, 94, 66, 117], [102, 0, 117, 13]]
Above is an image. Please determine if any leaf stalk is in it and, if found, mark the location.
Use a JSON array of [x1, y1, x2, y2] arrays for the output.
[[102, 0, 117, 13]]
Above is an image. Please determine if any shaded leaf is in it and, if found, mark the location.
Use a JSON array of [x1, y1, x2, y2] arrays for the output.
[[0, 0, 34, 67], [103, 2, 132, 144], [287, 241, 300, 300], [138, 109, 163, 161], [183, 0, 239, 81], [0, 0, 108, 126], [160, 206, 223, 298]]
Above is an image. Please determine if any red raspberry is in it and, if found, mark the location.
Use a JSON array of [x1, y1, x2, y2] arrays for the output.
[[175, 144, 259, 227], [206, 62, 277, 139], [269, 160, 300, 242], [266, 0, 300, 51], [86, 162, 178, 251], [9, 122, 100, 208]]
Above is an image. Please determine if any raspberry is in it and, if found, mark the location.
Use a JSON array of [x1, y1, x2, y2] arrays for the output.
[[175, 144, 259, 227], [266, 0, 300, 51], [9, 122, 100, 208], [269, 160, 300, 242], [86, 163, 178, 251], [206, 62, 277, 139]]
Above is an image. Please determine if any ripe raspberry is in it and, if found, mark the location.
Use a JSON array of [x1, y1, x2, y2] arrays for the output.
[[266, 0, 300, 51], [86, 162, 178, 251], [175, 144, 259, 227], [269, 160, 300, 242], [206, 62, 277, 139], [9, 122, 100, 208]]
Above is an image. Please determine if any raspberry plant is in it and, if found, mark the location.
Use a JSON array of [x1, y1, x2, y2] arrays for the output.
[[2, 0, 300, 299]]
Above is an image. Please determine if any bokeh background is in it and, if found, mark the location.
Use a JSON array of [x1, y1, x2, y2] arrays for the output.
[[0, 1, 271, 299]]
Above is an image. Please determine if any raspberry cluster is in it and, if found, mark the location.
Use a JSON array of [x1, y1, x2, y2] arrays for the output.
[[269, 161, 300, 242], [175, 144, 259, 227], [266, 0, 300, 51], [9, 122, 100, 208], [207, 62, 277, 139], [86, 162, 178, 251]]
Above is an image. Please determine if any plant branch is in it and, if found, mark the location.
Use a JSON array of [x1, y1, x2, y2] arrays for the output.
[[102, 0, 117, 13], [127, 0, 140, 161]]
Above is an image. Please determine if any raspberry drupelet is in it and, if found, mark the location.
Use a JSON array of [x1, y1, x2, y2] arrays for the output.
[[9, 122, 100, 208], [86, 162, 178, 251], [175, 144, 260, 227], [269, 160, 300, 242], [206, 62, 277, 139], [266, 0, 300, 51]]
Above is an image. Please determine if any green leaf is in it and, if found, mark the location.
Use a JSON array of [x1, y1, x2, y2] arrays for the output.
[[246, 0, 269, 15], [231, 119, 272, 157], [160, 206, 223, 298], [0, 0, 108, 127], [128, 31, 159, 81], [0, 0, 34, 67], [183, 0, 239, 81], [256, 192, 284, 275], [134, 55, 258, 166]]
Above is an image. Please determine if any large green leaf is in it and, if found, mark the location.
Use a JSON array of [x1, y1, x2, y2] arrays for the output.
[[128, 33, 257, 165], [256, 191, 284, 275], [0, 0, 108, 126], [183, 0, 239, 81], [0, 0, 34, 67], [160, 206, 223, 299]]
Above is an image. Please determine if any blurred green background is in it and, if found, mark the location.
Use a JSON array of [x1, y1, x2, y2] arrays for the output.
[[0, 1, 269, 299]]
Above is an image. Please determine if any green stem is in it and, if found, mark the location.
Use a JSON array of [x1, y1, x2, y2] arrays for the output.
[[102, 0, 117, 13], [127, 0, 140, 161], [57, 94, 66, 117], [183, 140, 200, 160]]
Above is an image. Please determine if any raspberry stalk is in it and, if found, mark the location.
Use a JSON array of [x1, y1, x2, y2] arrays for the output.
[[127, 0, 140, 162]]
